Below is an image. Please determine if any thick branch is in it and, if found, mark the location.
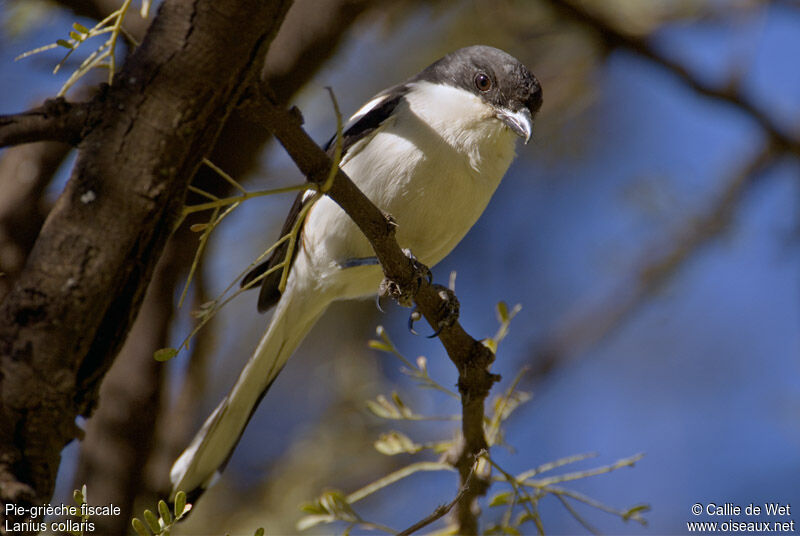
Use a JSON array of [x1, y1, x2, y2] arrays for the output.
[[0, 0, 293, 524], [69, 0, 390, 517], [0, 99, 92, 148], [0, 142, 70, 299], [243, 89, 497, 535]]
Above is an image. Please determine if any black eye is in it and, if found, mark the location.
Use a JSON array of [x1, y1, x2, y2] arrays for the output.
[[474, 72, 492, 92]]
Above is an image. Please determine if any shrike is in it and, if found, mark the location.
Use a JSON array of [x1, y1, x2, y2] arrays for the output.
[[171, 45, 542, 501]]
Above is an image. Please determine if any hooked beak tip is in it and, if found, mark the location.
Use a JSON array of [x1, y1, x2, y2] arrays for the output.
[[497, 107, 533, 144]]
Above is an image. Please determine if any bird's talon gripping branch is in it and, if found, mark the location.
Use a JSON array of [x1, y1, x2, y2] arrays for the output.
[[401, 248, 433, 285], [405, 285, 458, 339], [431, 284, 460, 335], [378, 248, 431, 308], [172, 46, 541, 507]]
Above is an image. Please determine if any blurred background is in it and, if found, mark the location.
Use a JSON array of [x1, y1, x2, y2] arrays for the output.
[[1, 0, 799, 534]]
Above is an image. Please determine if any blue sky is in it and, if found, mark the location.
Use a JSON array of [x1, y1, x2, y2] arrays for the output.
[[2, 2, 799, 534]]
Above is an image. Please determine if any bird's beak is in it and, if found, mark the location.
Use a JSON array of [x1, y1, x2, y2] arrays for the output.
[[496, 107, 533, 144]]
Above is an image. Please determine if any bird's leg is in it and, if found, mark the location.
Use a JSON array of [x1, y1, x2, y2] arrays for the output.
[[377, 249, 459, 338], [378, 248, 430, 308], [428, 284, 459, 336], [407, 284, 460, 338], [338, 256, 380, 268]]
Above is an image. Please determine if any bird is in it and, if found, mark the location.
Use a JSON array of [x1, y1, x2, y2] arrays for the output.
[[170, 45, 543, 502]]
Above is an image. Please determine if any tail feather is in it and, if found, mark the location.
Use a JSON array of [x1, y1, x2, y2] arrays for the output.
[[170, 286, 329, 501]]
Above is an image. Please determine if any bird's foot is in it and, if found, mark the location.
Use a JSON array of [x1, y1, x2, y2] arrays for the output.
[[407, 285, 459, 338], [432, 285, 461, 337], [378, 248, 431, 308]]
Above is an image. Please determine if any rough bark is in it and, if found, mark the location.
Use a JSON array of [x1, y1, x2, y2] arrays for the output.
[[69, 3, 382, 529], [0, 142, 70, 299], [0, 0, 292, 526]]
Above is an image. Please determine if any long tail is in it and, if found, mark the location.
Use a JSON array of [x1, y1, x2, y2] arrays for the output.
[[170, 285, 330, 502]]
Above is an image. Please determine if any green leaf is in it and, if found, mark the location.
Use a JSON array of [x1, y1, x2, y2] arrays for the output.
[[515, 511, 538, 526], [486, 524, 521, 536], [492, 390, 532, 423], [497, 301, 509, 323], [56, 39, 74, 49], [73, 488, 84, 505], [254, 529, 265, 536], [296, 514, 336, 531], [154, 347, 178, 361], [365, 396, 398, 419], [300, 501, 327, 515], [131, 518, 151, 536], [143, 509, 160, 533], [173, 491, 187, 518], [367, 339, 394, 353], [622, 503, 651, 523], [489, 491, 513, 507], [190, 223, 209, 232], [319, 490, 357, 519], [69, 31, 82, 41], [374, 431, 422, 455], [73, 22, 89, 34], [158, 500, 172, 525]]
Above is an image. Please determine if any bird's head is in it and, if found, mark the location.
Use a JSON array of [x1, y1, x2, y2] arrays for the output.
[[414, 45, 543, 144]]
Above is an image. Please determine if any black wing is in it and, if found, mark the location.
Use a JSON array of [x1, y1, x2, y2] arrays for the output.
[[240, 190, 308, 312], [241, 85, 409, 312]]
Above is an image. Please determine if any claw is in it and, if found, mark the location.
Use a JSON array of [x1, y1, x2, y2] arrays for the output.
[[407, 308, 446, 338], [375, 293, 385, 313], [408, 309, 422, 335], [427, 324, 444, 339]]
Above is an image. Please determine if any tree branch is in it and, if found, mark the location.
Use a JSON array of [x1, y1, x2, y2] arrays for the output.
[[0, 0, 293, 524], [0, 142, 71, 299], [523, 0, 795, 380], [547, 0, 800, 156], [529, 143, 779, 380], [0, 98, 93, 148], [242, 88, 497, 535], [397, 471, 471, 536], [74, 0, 394, 518]]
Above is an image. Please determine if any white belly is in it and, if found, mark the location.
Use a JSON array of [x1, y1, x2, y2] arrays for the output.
[[297, 83, 519, 300]]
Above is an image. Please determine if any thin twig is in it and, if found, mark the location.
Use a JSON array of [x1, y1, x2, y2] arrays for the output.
[[547, 0, 800, 155], [529, 142, 780, 379], [396, 466, 475, 536]]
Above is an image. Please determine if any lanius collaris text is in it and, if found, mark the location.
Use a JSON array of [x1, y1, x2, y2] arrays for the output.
[[171, 45, 542, 501]]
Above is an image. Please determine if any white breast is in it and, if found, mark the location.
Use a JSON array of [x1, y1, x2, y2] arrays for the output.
[[297, 81, 519, 300]]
